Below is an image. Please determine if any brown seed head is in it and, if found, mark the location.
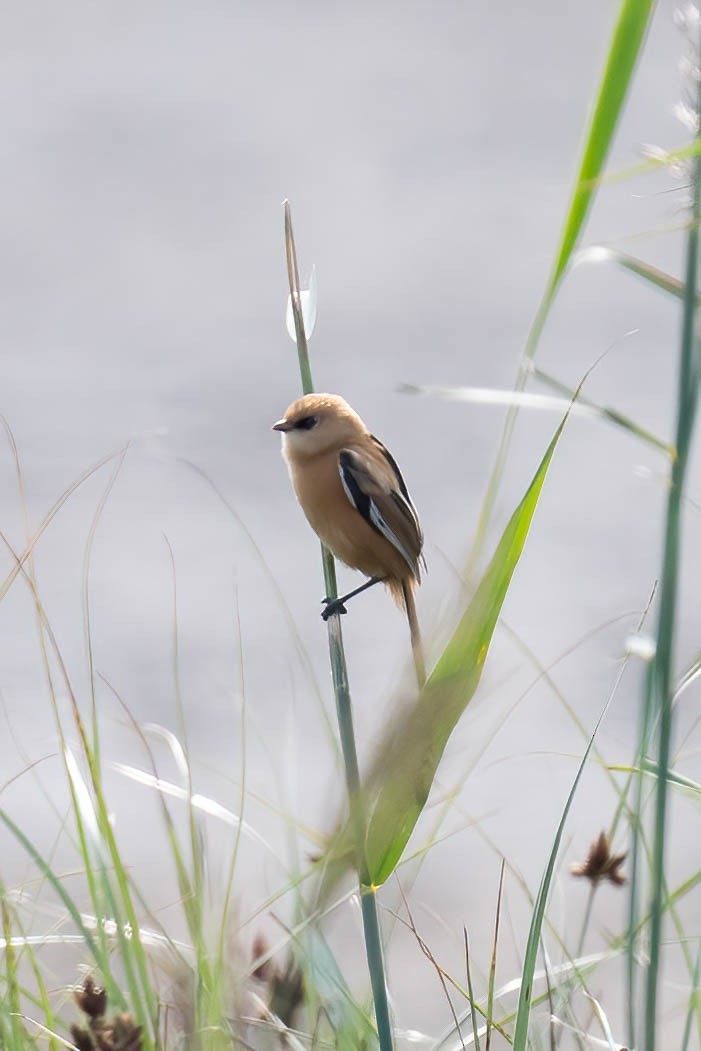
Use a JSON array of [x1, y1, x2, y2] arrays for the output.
[[75, 976, 108, 1021], [571, 831, 626, 886], [113, 1014, 143, 1051], [93, 1013, 142, 1051], [70, 1026, 94, 1051]]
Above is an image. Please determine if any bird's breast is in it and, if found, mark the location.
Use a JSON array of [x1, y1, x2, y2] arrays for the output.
[[286, 450, 409, 581]]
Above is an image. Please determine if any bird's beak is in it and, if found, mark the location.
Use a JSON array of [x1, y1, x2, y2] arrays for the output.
[[272, 418, 293, 432]]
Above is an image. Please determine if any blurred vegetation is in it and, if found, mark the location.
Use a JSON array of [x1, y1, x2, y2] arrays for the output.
[[2, 2, 701, 1049]]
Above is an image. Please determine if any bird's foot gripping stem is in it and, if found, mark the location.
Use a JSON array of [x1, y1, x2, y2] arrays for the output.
[[321, 597, 348, 620], [320, 577, 381, 621]]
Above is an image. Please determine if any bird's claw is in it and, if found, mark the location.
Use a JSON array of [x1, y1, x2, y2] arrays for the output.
[[321, 598, 348, 621]]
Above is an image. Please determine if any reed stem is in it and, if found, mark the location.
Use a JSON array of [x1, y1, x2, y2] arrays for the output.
[[642, 60, 701, 1051], [283, 201, 394, 1050]]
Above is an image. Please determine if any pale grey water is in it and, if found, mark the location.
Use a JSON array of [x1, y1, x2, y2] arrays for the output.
[[1, 2, 699, 1045]]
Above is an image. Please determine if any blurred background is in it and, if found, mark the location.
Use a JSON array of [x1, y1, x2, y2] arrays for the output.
[[1, 0, 699, 1042]]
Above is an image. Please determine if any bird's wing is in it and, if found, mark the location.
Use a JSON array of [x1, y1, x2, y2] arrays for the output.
[[338, 442, 424, 579]]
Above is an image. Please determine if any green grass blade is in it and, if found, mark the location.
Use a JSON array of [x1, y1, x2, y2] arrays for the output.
[[0, 882, 62, 1051], [364, 416, 566, 885], [470, 0, 655, 569], [681, 943, 701, 1051], [602, 136, 701, 183], [485, 860, 505, 1051], [463, 929, 482, 1051], [544, 0, 655, 299], [576, 247, 693, 303], [1, 900, 25, 1051], [643, 85, 701, 1051], [301, 926, 378, 1049], [0, 446, 129, 606], [512, 687, 626, 1048], [609, 760, 701, 796], [0, 809, 101, 962]]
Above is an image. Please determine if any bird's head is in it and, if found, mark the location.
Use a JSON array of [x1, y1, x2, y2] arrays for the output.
[[272, 393, 366, 458]]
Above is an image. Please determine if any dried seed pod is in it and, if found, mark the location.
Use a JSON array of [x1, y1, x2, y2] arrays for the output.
[[70, 1025, 95, 1051], [571, 831, 626, 886], [75, 977, 108, 1021]]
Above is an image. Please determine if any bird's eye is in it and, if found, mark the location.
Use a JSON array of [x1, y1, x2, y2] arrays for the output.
[[295, 415, 319, 430]]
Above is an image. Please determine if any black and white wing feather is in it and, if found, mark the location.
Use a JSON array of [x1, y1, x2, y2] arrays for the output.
[[338, 440, 424, 579]]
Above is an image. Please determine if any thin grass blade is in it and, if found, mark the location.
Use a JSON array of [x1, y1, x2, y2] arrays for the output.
[[485, 861, 505, 1051], [575, 246, 694, 303], [363, 415, 567, 885], [470, 0, 655, 567], [463, 929, 482, 1051], [511, 684, 625, 1048], [543, 0, 655, 301], [301, 925, 378, 1050], [635, 28, 701, 1047], [1, 900, 24, 1051], [681, 943, 701, 1051], [0, 810, 103, 968]]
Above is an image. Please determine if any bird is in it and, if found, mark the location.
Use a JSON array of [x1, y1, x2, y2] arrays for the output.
[[273, 393, 426, 685]]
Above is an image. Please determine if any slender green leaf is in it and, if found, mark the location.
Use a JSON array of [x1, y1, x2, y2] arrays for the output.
[[681, 943, 701, 1051], [364, 417, 566, 885], [602, 136, 701, 184], [470, 0, 655, 570], [512, 684, 627, 1047], [1, 900, 24, 1051], [0, 810, 101, 963], [576, 245, 697, 303], [609, 760, 701, 796], [464, 929, 483, 1051], [486, 861, 505, 1051], [644, 98, 701, 1051], [545, 0, 656, 299], [301, 926, 378, 1050]]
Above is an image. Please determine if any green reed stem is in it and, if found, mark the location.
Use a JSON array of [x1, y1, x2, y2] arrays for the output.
[[643, 77, 701, 1051], [283, 201, 394, 1050], [467, 0, 655, 574]]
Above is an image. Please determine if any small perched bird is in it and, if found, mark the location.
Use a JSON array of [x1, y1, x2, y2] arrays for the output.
[[273, 393, 426, 685]]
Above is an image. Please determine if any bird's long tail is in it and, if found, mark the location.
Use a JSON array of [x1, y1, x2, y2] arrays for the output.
[[401, 580, 426, 689]]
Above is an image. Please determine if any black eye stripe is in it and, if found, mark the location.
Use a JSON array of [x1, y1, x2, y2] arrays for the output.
[[295, 415, 318, 430]]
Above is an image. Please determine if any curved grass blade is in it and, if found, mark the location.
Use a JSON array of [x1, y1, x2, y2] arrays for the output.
[[403, 376, 670, 454], [0, 810, 102, 965], [543, 0, 655, 301], [300, 926, 378, 1050], [471, 0, 655, 568], [681, 943, 701, 1051], [1, 900, 24, 1051], [530, 365, 671, 455], [511, 666, 628, 1048], [608, 760, 701, 797], [575, 246, 694, 304], [464, 929, 482, 1051], [363, 414, 567, 885]]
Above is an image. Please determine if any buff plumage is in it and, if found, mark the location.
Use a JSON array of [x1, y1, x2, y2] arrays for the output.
[[273, 393, 425, 685]]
